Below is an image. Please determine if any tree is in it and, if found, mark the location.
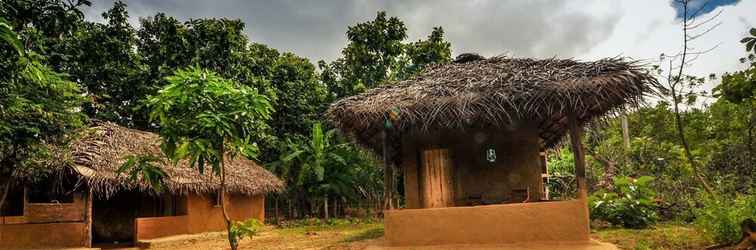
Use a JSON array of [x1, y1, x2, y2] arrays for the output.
[[320, 11, 452, 99], [713, 27, 756, 174], [0, 17, 85, 210], [59, 1, 147, 128], [657, 0, 722, 195], [400, 26, 452, 79], [257, 52, 328, 165], [146, 67, 273, 250], [274, 123, 377, 219]]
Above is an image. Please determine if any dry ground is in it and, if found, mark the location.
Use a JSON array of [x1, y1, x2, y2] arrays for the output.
[[138, 220, 383, 250], [120, 221, 722, 250]]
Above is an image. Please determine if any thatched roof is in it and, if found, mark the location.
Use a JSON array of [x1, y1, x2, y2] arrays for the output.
[[68, 122, 284, 197], [326, 56, 657, 153]]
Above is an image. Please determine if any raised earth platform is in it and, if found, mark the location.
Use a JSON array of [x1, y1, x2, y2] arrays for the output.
[[384, 199, 590, 246]]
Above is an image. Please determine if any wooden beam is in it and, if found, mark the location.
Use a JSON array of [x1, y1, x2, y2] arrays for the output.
[[382, 130, 394, 210], [567, 112, 588, 200]]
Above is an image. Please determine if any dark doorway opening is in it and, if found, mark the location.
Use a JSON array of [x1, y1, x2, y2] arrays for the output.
[[93, 191, 139, 247], [92, 191, 188, 247]]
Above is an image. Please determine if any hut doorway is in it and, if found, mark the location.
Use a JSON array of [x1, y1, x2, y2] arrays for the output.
[[420, 149, 454, 208], [92, 191, 187, 247], [93, 191, 140, 247]]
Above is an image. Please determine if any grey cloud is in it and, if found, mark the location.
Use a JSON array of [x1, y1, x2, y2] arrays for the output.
[[84, 0, 623, 62]]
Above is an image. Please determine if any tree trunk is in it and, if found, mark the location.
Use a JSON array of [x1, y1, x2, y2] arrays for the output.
[[621, 114, 631, 150], [274, 195, 280, 224], [218, 145, 237, 250], [668, 0, 714, 196], [0, 179, 10, 214], [323, 195, 329, 220], [672, 94, 715, 195]]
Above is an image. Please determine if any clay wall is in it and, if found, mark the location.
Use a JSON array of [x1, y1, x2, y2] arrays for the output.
[[384, 199, 590, 246]]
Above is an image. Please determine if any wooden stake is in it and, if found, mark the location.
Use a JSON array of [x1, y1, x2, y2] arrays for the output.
[[382, 130, 393, 210], [568, 112, 588, 200]]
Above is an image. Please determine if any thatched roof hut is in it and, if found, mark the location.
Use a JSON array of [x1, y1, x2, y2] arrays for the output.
[[67, 122, 284, 197], [326, 56, 657, 152]]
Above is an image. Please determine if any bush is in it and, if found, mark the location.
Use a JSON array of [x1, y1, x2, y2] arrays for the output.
[[229, 218, 263, 245], [694, 192, 756, 244], [590, 176, 658, 229]]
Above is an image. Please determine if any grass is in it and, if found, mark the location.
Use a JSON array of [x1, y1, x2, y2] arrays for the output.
[[593, 222, 714, 250]]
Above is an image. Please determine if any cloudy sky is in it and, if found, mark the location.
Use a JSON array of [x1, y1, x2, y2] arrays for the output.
[[83, 0, 755, 92]]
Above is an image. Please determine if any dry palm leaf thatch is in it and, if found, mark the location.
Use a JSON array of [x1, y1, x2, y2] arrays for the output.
[[67, 122, 283, 198], [326, 55, 658, 154]]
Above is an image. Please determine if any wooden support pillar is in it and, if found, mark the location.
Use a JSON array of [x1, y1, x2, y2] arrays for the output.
[[568, 112, 588, 200], [84, 187, 93, 247], [382, 130, 394, 210]]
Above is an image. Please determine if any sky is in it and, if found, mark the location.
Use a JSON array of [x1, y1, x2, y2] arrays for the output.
[[83, 0, 755, 93]]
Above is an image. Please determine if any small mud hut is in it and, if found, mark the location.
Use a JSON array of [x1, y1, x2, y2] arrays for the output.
[[326, 55, 656, 246], [0, 122, 283, 249]]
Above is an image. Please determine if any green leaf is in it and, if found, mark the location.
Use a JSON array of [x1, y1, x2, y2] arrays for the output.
[[0, 18, 24, 56]]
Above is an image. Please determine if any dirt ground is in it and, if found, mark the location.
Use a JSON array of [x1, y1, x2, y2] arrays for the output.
[[137, 221, 383, 250], [113, 221, 716, 250]]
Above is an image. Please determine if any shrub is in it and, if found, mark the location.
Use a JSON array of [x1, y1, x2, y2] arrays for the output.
[[229, 219, 263, 245], [694, 192, 756, 244], [590, 176, 658, 229]]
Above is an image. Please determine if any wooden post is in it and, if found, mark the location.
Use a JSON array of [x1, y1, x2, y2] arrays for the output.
[[382, 130, 394, 210], [84, 188, 93, 247], [568, 112, 588, 200], [621, 114, 630, 150]]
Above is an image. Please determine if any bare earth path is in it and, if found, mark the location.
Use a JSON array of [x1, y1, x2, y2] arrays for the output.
[[136, 222, 384, 250], [99, 221, 722, 250], [124, 221, 620, 250]]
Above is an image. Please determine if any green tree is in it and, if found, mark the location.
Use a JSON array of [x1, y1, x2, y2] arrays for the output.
[[712, 27, 756, 185], [320, 11, 451, 98], [60, 1, 147, 127], [400, 26, 452, 79], [146, 67, 273, 250], [0, 17, 85, 210], [277, 123, 350, 219]]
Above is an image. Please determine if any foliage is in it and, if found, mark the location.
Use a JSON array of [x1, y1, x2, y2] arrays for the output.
[[694, 192, 756, 244], [146, 67, 272, 172], [59, 1, 147, 127], [0, 15, 85, 184], [740, 28, 756, 54], [320, 11, 452, 98], [590, 176, 658, 229], [229, 218, 263, 246], [271, 123, 382, 218], [546, 148, 577, 200], [116, 155, 166, 192], [145, 67, 272, 250]]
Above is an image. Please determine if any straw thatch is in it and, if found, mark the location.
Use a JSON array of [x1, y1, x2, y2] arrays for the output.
[[326, 55, 657, 153], [68, 122, 284, 197]]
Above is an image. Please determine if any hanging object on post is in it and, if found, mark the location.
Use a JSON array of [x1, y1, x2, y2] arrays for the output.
[[486, 147, 496, 163]]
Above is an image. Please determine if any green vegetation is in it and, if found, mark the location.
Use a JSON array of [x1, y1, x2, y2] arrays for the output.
[[1, 6, 85, 208], [594, 223, 710, 250], [590, 176, 658, 229], [145, 67, 273, 250], [694, 193, 756, 244], [2, 0, 756, 248]]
